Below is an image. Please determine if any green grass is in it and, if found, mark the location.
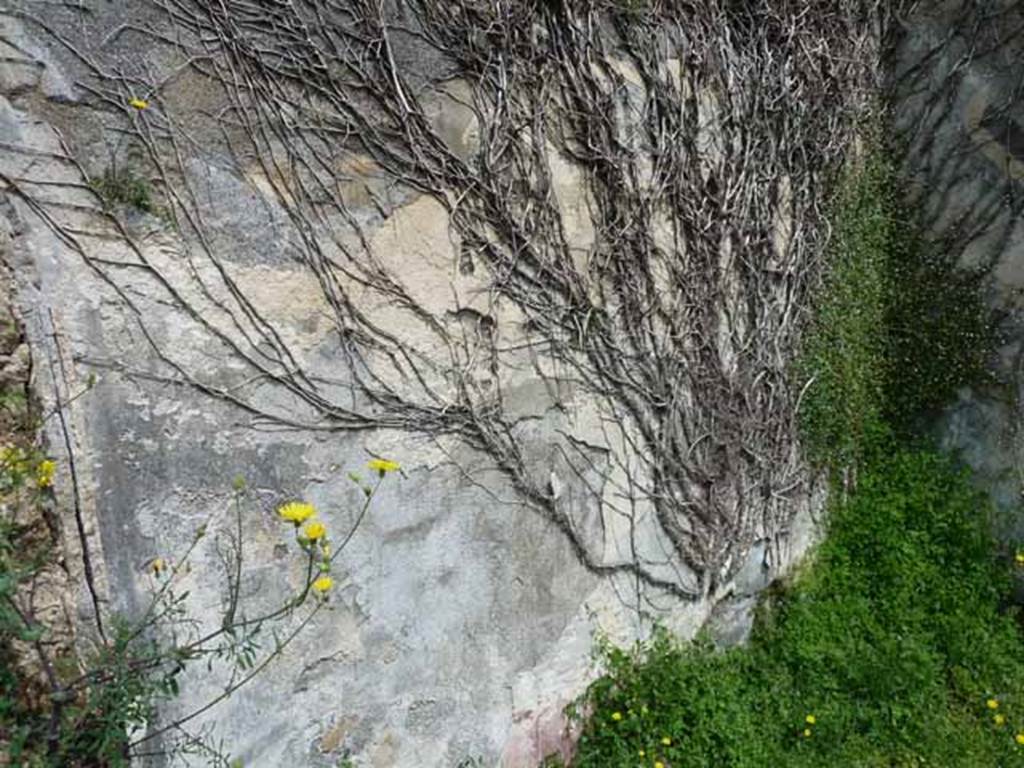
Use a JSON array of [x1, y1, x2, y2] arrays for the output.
[[569, 140, 1019, 767], [571, 442, 1024, 767]]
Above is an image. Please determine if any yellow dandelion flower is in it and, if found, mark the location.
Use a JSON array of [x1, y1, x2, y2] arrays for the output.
[[312, 575, 333, 593], [367, 457, 400, 474], [302, 520, 326, 541], [805, 714, 816, 725], [661, 736, 671, 746], [36, 459, 56, 488], [128, 98, 149, 110], [1016, 733, 1024, 746], [803, 728, 812, 738], [611, 711, 622, 722], [987, 698, 1000, 710], [654, 762, 665, 768], [278, 501, 316, 524], [995, 714, 1007, 726], [1016, 552, 1024, 566], [638, 750, 645, 757]]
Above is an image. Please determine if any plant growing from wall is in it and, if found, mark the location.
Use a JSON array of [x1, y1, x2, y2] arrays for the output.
[[795, 145, 893, 471], [796, 140, 1001, 472], [1, 452, 397, 766], [882, 226, 1000, 435], [90, 166, 154, 215]]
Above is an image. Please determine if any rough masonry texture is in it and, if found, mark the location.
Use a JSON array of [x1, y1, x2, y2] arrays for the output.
[[0, 2, 888, 765], [891, 0, 1024, 552]]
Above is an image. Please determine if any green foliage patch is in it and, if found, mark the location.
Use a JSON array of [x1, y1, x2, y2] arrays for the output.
[[883, 239, 998, 435], [795, 144, 892, 469], [92, 167, 154, 214], [796, 144, 999, 467], [571, 443, 1024, 767]]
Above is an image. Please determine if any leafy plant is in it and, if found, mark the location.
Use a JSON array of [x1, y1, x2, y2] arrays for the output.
[[883, 232, 999, 434], [1, 459, 398, 766], [571, 445, 1024, 767], [91, 167, 154, 214], [795, 148, 893, 469], [796, 141, 1000, 470]]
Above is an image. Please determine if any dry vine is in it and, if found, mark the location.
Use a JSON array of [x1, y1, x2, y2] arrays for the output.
[[9, 0, 890, 614]]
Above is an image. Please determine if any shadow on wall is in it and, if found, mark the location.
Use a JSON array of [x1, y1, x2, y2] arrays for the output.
[[890, 0, 1024, 540]]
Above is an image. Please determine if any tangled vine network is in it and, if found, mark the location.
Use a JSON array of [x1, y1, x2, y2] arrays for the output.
[[10, 0, 891, 614]]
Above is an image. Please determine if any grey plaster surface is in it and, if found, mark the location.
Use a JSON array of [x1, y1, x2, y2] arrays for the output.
[[0, 5, 825, 766]]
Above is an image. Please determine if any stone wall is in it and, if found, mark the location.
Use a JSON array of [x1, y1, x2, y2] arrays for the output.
[[891, 0, 1024, 542], [0, 3, 876, 765]]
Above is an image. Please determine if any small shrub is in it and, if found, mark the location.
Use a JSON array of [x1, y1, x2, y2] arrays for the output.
[[883, 233, 999, 434]]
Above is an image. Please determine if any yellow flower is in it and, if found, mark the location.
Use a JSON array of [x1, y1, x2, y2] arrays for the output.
[[654, 762, 665, 768], [302, 520, 326, 541], [367, 457, 400, 474], [803, 728, 812, 738], [312, 575, 333, 593], [278, 501, 316, 524], [1016, 552, 1024, 566], [128, 98, 149, 110], [150, 557, 166, 576], [638, 750, 645, 757], [1016, 733, 1024, 746], [36, 459, 56, 488], [661, 736, 671, 746], [987, 698, 1000, 710], [611, 711, 622, 722], [995, 714, 1006, 726], [805, 714, 816, 725]]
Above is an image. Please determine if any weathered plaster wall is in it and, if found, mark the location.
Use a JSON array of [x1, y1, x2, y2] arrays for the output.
[[0, 5, 828, 766], [0, 74, 622, 767]]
